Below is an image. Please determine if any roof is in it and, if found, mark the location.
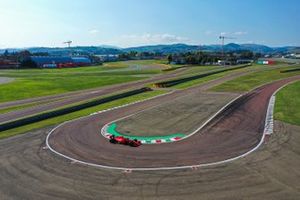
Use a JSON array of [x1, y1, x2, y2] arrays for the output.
[[30, 56, 91, 64], [30, 56, 73, 64], [71, 57, 91, 63]]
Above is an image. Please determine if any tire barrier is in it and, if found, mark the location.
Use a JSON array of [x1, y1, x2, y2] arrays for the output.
[[0, 87, 152, 132], [154, 64, 250, 88]]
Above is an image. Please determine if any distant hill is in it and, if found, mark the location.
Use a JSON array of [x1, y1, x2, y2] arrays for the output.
[[1, 43, 299, 55], [125, 43, 298, 54], [124, 43, 202, 53], [0, 46, 123, 55]]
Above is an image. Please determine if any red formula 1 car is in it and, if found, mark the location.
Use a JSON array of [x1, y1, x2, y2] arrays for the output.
[[109, 135, 142, 147]]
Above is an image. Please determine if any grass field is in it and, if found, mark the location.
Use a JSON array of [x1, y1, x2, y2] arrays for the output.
[[172, 70, 234, 89], [0, 76, 144, 103], [0, 90, 167, 139], [212, 65, 300, 92], [0, 60, 168, 103], [103, 59, 169, 69], [275, 81, 300, 126], [171, 64, 259, 89]]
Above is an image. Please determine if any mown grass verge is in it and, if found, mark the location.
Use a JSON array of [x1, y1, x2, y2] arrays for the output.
[[172, 68, 244, 89], [0, 76, 146, 103], [274, 81, 300, 126], [154, 64, 251, 89], [212, 65, 300, 92]]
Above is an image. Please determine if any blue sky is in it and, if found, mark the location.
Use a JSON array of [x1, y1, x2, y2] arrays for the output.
[[0, 0, 299, 48]]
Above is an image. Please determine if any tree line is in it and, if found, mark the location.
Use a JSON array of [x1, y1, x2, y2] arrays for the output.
[[167, 51, 262, 65]]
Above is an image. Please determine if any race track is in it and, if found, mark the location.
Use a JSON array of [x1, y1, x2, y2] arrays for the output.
[[47, 75, 300, 169]]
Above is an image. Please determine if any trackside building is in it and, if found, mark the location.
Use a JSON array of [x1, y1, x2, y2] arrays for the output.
[[25, 56, 92, 68], [257, 60, 276, 65]]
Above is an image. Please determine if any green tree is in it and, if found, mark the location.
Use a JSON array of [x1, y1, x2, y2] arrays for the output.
[[167, 54, 173, 63]]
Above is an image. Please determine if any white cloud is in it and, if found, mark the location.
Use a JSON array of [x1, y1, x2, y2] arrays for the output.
[[89, 29, 99, 34], [119, 33, 190, 46], [219, 31, 248, 36], [204, 30, 213, 35], [233, 31, 248, 36], [220, 32, 228, 36]]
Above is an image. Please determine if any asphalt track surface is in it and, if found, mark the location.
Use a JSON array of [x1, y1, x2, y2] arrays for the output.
[[0, 68, 188, 123], [47, 75, 300, 169]]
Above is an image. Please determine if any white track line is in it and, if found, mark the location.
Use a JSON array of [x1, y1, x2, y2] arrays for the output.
[[46, 80, 299, 171], [263, 95, 275, 135]]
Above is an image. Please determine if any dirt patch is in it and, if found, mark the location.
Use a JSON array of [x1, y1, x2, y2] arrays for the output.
[[0, 77, 14, 84], [116, 92, 237, 136]]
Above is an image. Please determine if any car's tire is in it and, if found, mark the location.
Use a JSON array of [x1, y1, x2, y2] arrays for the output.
[[129, 142, 138, 147], [109, 139, 117, 144]]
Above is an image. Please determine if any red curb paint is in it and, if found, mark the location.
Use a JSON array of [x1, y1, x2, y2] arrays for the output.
[[156, 140, 161, 143], [174, 137, 181, 140]]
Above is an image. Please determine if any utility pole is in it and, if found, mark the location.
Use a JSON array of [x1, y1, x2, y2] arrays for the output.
[[63, 41, 72, 48], [219, 36, 225, 59], [219, 36, 235, 66], [63, 41, 73, 56]]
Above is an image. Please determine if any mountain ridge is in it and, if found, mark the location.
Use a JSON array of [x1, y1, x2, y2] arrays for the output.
[[1, 43, 299, 55]]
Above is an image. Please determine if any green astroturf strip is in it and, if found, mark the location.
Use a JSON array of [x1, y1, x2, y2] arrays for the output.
[[106, 123, 186, 142]]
